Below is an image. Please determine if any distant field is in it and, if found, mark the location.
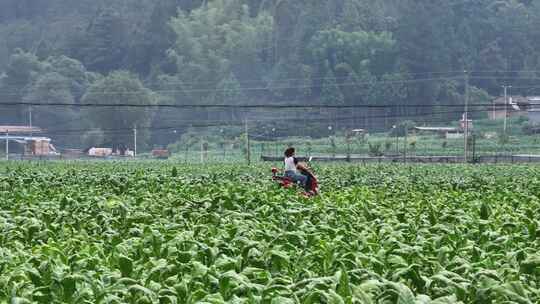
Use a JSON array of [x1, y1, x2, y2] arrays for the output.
[[164, 118, 540, 161], [1, 162, 540, 303], [164, 134, 540, 162]]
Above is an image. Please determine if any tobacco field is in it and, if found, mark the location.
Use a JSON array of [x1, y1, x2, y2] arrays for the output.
[[1, 162, 540, 303]]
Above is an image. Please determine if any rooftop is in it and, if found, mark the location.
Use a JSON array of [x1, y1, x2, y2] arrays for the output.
[[415, 127, 458, 132], [493, 96, 528, 104], [0, 136, 50, 141], [0, 126, 42, 133]]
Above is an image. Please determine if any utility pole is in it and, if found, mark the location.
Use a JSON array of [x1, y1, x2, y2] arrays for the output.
[[200, 140, 204, 163], [404, 126, 407, 163], [5, 130, 8, 161], [464, 71, 469, 163], [272, 128, 277, 157], [273, 4, 278, 67], [472, 134, 476, 163], [133, 126, 137, 157], [392, 125, 398, 156], [29, 106, 33, 136], [492, 97, 495, 122], [245, 118, 251, 165], [503, 85, 512, 134]]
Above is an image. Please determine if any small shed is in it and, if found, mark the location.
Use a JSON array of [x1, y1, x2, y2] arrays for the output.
[[0, 126, 51, 158], [1, 136, 55, 156], [26, 138, 52, 155], [88, 147, 113, 157]]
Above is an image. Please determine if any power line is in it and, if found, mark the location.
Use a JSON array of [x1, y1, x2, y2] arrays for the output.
[[42, 107, 487, 137], [28, 102, 493, 135], [0, 101, 502, 109]]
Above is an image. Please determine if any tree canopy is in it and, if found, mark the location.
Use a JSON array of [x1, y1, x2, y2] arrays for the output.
[[0, 0, 539, 148]]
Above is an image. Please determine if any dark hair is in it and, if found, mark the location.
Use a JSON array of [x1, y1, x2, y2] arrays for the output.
[[284, 147, 295, 157]]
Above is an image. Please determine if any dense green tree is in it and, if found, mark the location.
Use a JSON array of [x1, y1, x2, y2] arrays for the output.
[[2, 49, 43, 89], [22, 72, 75, 125], [267, 57, 313, 101], [321, 69, 344, 105], [82, 129, 105, 148], [45, 55, 95, 102], [212, 73, 246, 121], [309, 28, 396, 76], [81, 71, 156, 149], [0, 50, 43, 124], [212, 73, 245, 104], [0, 0, 49, 22], [168, 0, 273, 99], [4, 0, 540, 143], [21, 71, 83, 146], [80, 8, 128, 73]]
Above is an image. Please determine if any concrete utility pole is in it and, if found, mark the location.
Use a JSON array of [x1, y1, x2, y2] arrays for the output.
[[5, 130, 8, 161], [245, 118, 251, 165], [200, 140, 204, 163], [29, 106, 33, 136], [492, 97, 496, 121], [393, 125, 398, 156], [271, 128, 276, 156], [404, 126, 407, 163], [503, 85, 512, 134], [464, 71, 470, 162], [133, 126, 137, 157], [6, 130, 9, 160]]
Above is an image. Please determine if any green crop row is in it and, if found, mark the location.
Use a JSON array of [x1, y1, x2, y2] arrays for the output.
[[1, 162, 540, 303]]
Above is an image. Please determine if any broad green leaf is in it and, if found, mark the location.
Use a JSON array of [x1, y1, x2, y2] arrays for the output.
[[118, 255, 133, 277]]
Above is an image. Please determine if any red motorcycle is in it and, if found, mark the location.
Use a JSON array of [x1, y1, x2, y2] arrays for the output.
[[271, 165, 319, 197]]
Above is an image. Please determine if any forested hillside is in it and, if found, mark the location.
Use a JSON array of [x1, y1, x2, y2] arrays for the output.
[[0, 0, 539, 149]]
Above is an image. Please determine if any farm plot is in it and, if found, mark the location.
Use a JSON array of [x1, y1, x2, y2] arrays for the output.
[[1, 163, 540, 303]]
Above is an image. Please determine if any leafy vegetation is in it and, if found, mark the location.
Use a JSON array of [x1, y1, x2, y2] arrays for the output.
[[1, 162, 540, 303]]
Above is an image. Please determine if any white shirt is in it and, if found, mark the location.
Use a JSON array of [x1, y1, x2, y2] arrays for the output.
[[284, 157, 296, 172]]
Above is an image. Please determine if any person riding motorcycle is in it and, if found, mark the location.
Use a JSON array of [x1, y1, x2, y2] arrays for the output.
[[283, 147, 307, 188]]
